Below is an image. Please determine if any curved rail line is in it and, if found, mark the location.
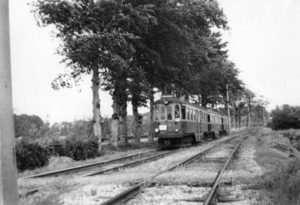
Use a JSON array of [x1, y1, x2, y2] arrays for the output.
[[20, 130, 252, 198], [99, 132, 253, 205], [21, 148, 162, 179], [19, 148, 179, 197]]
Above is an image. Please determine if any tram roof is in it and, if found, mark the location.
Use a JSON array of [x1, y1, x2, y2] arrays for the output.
[[154, 97, 206, 109]]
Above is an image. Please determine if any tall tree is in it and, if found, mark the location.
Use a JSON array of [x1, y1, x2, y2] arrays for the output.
[[32, 0, 156, 149]]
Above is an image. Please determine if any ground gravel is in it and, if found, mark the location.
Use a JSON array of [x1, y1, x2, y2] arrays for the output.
[[59, 133, 247, 204], [22, 129, 264, 205]]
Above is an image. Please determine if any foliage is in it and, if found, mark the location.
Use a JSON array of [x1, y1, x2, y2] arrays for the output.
[[270, 105, 300, 130], [259, 157, 300, 205], [14, 114, 44, 138], [31, 0, 256, 146], [16, 140, 49, 171], [47, 137, 99, 160], [16, 137, 99, 171]]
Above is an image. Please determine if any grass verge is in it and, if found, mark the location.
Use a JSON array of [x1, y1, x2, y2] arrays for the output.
[[253, 128, 300, 205]]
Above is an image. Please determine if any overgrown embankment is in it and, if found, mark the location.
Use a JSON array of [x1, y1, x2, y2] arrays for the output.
[[253, 128, 300, 205]]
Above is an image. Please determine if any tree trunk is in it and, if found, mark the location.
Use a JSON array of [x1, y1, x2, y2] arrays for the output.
[[262, 107, 265, 125], [111, 91, 119, 147], [235, 105, 238, 129], [238, 104, 241, 129], [201, 94, 207, 108], [92, 65, 102, 152], [119, 96, 128, 145], [132, 95, 141, 143], [232, 104, 235, 129], [148, 93, 154, 142], [247, 102, 251, 128]]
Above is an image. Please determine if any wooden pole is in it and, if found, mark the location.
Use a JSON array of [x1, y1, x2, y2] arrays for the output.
[[262, 106, 265, 126], [0, 0, 19, 204], [226, 84, 231, 135]]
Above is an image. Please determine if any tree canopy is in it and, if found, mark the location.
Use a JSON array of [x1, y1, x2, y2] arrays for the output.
[[32, 0, 253, 147]]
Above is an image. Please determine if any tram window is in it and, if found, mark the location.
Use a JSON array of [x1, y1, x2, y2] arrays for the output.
[[181, 106, 186, 120], [194, 110, 196, 121], [175, 104, 180, 119], [192, 110, 194, 120], [155, 106, 159, 120], [167, 105, 172, 120], [192, 110, 194, 121], [160, 106, 166, 120], [196, 110, 198, 121], [187, 108, 190, 120], [207, 115, 210, 123]]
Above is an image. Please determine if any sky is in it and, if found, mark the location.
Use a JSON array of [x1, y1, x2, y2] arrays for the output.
[[8, 0, 300, 123]]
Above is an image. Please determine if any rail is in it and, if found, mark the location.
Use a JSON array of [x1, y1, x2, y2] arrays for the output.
[[100, 134, 245, 205], [203, 135, 248, 205]]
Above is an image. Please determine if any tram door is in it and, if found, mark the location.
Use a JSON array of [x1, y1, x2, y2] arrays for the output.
[[221, 118, 224, 131], [196, 110, 199, 133], [207, 114, 211, 132]]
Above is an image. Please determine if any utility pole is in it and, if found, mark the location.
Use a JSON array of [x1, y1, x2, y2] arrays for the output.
[[0, 0, 19, 204], [226, 84, 231, 135], [262, 106, 265, 126]]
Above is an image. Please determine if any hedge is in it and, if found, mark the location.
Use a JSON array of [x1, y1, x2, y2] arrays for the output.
[[16, 137, 99, 171], [16, 141, 49, 171]]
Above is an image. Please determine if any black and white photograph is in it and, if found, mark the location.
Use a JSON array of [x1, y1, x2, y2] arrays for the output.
[[1, 0, 300, 204]]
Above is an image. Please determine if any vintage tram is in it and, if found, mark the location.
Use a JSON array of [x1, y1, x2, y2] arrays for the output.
[[152, 95, 229, 147]]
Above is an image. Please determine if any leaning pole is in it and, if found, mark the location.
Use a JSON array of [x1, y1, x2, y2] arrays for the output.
[[0, 0, 19, 204]]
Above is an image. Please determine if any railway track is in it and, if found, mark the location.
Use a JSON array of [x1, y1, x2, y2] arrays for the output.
[[21, 132, 247, 180], [19, 147, 182, 197], [19, 129, 253, 198], [21, 148, 162, 179], [99, 131, 255, 205]]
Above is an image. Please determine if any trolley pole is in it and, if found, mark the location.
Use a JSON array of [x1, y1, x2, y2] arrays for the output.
[[226, 84, 231, 135], [0, 0, 19, 204]]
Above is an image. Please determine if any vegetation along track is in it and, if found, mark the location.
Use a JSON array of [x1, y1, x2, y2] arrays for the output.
[[20, 130, 254, 198], [99, 131, 255, 205], [21, 148, 162, 179], [20, 147, 184, 197]]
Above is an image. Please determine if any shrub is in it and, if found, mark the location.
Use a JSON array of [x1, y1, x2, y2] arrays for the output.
[[16, 136, 99, 172], [16, 140, 49, 171], [48, 137, 99, 161], [259, 157, 300, 205], [271, 105, 300, 130]]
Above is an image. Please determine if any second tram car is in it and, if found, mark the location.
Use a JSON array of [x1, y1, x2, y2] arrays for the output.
[[153, 95, 229, 147]]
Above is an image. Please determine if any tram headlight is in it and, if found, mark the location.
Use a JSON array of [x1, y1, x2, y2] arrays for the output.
[[155, 128, 160, 133], [163, 100, 168, 105], [175, 128, 180, 133], [175, 118, 180, 122]]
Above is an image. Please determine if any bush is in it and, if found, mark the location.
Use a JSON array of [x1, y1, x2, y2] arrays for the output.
[[271, 105, 300, 130], [16, 140, 49, 171], [259, 157, 300, 205], [48, 137, 99, 161], [16, 137, 99, 172]]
